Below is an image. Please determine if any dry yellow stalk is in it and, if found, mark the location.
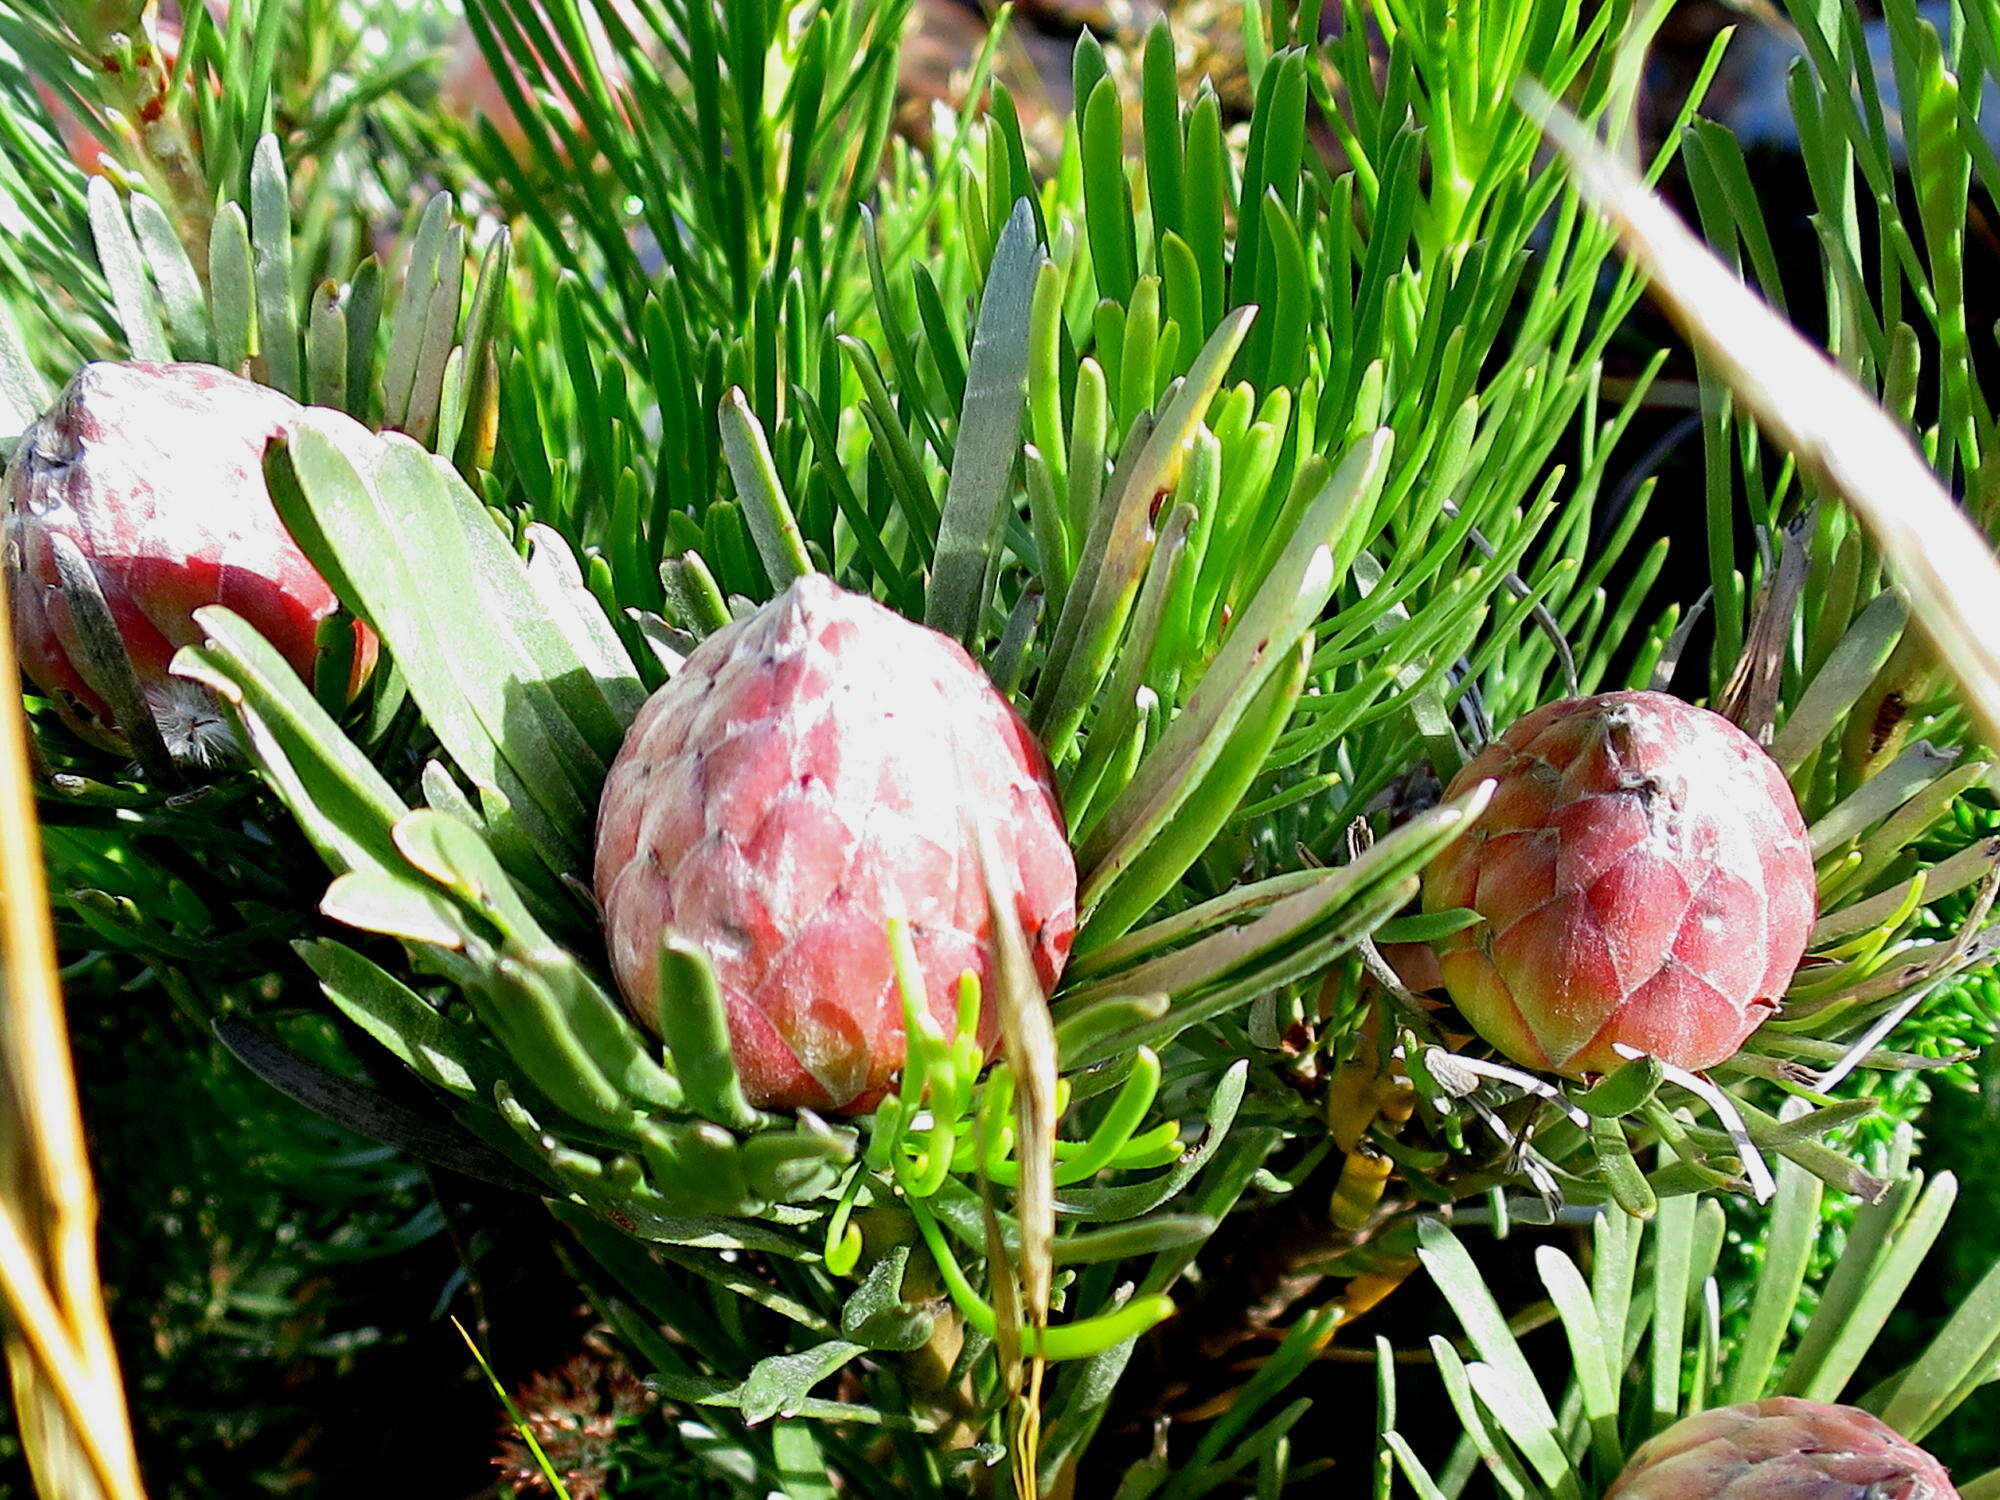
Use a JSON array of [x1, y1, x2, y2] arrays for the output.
[[0, 566, 147, 1500]]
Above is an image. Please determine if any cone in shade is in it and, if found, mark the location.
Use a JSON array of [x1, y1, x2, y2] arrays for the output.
[[3, 361, 377, 764], [1607, 1398, 1957, 1499]]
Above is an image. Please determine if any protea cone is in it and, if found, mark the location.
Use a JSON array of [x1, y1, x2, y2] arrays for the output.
[[1420, 690, 1814, 1076], [1607, 1398, 1957, 1499], [594, 574, 1076, 1112], [3, 361, 376, 762]]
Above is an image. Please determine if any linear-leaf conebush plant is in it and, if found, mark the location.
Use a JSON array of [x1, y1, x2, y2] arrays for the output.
[[7, 0, 2000, 1491]]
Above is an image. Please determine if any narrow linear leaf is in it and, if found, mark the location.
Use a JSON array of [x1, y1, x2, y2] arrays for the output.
[[86, 178, 170, 361], [720, 388, 812, 588], [249, 136, 302, 397], [1080, 431, 1393, 900], [926, 199, 1041, 643]]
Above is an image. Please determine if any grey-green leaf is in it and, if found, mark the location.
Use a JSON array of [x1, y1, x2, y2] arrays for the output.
[[925, 197, 1041, 644]]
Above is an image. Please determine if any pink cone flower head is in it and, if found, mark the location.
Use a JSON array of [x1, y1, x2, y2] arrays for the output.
[[1421, 690, 1814, 1076], [1607, 1398, 1957, 1500], [3, 361, 377, 763], [595, 575, 1076, 1112]]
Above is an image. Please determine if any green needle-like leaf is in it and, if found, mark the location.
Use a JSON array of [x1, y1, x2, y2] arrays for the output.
[[1035, 307, 1257, 758], [1079, 630, 1310, 949], [1078, 430, 1393, 903], [721, 386, 813, 589], [654, 937, 758, 1132]]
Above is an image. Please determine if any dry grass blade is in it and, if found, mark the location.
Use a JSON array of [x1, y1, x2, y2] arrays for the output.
[[1530, 90, 2000, 751], [1715, 519, 1808, 741], [979, 829, 1058, 1495], [0, 570, 147, 1500]]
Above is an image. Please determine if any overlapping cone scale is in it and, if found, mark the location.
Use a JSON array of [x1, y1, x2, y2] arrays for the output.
[[594, 575, 1076, 1113], [1606, 1398, 1957, 1499], [2, 360, 377, 759], [1421, 690, 1815, 1076]]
